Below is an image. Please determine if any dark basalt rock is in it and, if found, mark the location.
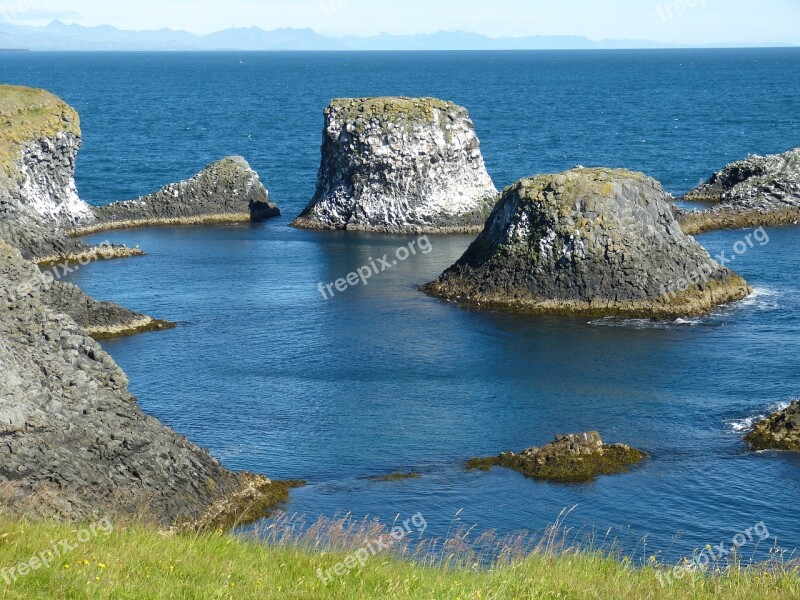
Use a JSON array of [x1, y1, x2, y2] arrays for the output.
[[680, 147, 800, 234], [0, 240, 282, 527], [466, 432, 647, 483], [745, 401, 800, 452], [0, 86, 290, 527], [76, 156, 280, 235], [423, 167, 751, 318]]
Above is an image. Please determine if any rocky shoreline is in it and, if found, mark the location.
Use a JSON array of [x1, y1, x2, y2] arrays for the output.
[[0, 85, 291, 527], [679, 147, 800, 234], [1, 82, 796, 530]]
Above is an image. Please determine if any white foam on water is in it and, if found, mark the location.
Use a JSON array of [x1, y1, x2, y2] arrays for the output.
[[727, 287, 782, 312], [588, 317, 702, 329], [726, 400, 793, 433]]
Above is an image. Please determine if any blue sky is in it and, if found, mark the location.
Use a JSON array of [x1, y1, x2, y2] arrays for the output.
[[3, 0, 799, 45]]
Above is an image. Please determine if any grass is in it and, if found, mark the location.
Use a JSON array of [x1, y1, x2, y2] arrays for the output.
[[0, 85, 80, 179], [0, 514, 797, 599]]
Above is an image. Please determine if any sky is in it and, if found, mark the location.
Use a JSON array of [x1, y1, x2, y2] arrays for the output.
[[1, 0, 799, 45]]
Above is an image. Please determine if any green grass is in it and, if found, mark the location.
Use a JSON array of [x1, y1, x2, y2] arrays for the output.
[[0, 516, 796, 599]]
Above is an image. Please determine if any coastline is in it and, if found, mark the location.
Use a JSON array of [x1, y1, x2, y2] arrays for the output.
[[69, 212, 258, 237]]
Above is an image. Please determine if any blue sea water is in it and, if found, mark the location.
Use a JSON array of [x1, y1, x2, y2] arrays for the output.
[[2, 49, 800, 561]]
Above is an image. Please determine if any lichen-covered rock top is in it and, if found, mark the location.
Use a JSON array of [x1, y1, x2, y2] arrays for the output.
[[680, 147, 800, 233], [292, 96, 498, 234], [423, 167, 751, 318], [326, 96, 463, 131], [81, 156, 279, 233], [745, 401, 800, 452], [0, 85, 80, 182]]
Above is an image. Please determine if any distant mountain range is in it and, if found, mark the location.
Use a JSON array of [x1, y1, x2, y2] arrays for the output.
[[0, 21, 793, 51]]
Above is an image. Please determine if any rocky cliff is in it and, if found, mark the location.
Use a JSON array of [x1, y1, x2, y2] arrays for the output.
[[292, 97, 498, 233], [0, 86, 291, 525], [0, 240, 284, 526], [73, 156, 280, 235], [423, 168, 751, 318], [680, 147, 800, 234], [0, 85, 164, 338]]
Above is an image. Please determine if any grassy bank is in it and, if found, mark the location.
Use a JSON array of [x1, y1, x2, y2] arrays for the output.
[[0, 517, 796, 599]]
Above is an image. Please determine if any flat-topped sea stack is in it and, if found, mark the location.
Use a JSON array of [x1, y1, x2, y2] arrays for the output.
[[681, 147, 800, 234], [745, 401, 800, 452], [467, 432, 647, 483], [423, 168, 751, 318], [72, 156, 280, 235], [292, 97, 498, 233]]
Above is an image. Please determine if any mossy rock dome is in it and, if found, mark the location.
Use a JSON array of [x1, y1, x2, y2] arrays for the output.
[[423, 167, 751, 318]]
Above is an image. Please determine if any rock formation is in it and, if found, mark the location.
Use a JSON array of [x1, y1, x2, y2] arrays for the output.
[[423, 167, 751, 318], [466, 432, 646, 483], [745, 401, 800, 452], [73, 156, 280, 236], [680, 147, 800, 234], [292, 97, 498, 233], [0, 85, 173, 338], [0, 240, 285, 527], [0, 85, 122, 263]]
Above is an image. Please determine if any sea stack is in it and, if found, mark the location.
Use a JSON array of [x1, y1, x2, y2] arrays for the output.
[[292, 97, 498, 233], [72, 156, 280, 235], [423, 167, 751, 318], [680, 147, 800, 234]]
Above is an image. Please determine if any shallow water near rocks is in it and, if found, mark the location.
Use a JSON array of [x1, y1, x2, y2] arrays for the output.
[[3, 49, 800, 561]]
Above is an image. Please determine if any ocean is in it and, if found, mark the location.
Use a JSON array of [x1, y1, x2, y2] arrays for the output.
[[2, 49, 799, 560]]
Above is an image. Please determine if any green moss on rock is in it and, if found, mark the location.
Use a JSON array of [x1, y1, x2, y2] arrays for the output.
[[0, 85, 80, 180], [466, 432, 647, 483], [745, 401, 800, 452]]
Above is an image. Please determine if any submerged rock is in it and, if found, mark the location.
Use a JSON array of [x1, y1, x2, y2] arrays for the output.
[[745, 401, 800, 452], [423, 167, 751, 318], [680, 147, 800, 234], [73, 156, 280, 235], [0, 240, 284, 526], [292, 97, 498, 233], [467, 432, 646, 483]]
